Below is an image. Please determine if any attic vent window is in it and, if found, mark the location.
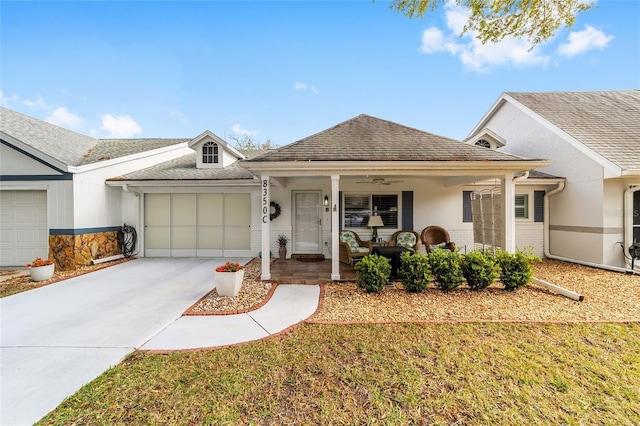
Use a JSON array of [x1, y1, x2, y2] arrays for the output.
[[475, 139, 491, 149], [203, 142, 219, 164]]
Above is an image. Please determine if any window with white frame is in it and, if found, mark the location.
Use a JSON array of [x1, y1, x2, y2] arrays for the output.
[[344, 194, 398, 228], [634, 190, 640, 243], [515, 194, 529, 219], [202, 142, 219, 164], [475, 139, 492, 149]]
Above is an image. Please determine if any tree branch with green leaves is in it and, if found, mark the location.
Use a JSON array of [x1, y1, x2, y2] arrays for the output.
[[389, 0, 595, 46]]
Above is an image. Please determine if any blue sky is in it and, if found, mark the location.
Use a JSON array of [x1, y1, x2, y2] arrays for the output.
[[1, 1, 638, 145]]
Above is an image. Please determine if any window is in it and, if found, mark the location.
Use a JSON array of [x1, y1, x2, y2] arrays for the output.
[[515, 194, 529, 219], [634, 190, 640, 243], [203, 142, 219, 164], [474, 139, 492, 149], [343, 194, 398, 228]]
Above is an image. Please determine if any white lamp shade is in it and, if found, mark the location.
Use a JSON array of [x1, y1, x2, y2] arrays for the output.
[[367, 215, 384, 227]]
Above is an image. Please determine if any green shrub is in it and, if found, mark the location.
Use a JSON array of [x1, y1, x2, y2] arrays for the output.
[[354, 254, 391, 293], [399, 251, 432, 293], [428, 248, 464, 291], [462, 250, 500, 290], [495, 247, 541, 291]]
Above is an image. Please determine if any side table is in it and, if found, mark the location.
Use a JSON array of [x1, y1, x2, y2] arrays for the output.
[[372, 245, 408, 279]]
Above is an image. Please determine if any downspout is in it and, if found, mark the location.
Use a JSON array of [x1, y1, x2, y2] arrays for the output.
[[624, 185, 638, 270], [544, 181, 638, 275]]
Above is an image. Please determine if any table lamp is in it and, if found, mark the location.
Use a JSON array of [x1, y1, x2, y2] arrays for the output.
[[367, 215, 384, 242]]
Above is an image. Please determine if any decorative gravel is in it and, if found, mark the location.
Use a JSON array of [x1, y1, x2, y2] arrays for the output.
[[309, 259, 640, 323], [187, 258, 273, 313]]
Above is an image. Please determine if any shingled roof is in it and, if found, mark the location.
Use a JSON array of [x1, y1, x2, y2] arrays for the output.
[[246, 114, 532, 163], [108, 152, 256, 181], [506, 90, 640, 172], [1, 107, 99, 167], [0, 107, 187, 168]]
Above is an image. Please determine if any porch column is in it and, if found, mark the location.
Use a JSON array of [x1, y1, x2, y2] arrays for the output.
[[331, 175, 340, 280], [501, 173, 516, 253], [261, 174, 271, 280]]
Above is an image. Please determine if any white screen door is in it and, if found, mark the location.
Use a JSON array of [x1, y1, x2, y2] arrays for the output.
[[293, 191, 321, 253]]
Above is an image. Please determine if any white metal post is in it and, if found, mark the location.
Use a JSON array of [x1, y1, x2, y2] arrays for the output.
[[331, 175, 341, 280], [502, 173, 516, 253], [261, 174, 271, 280]]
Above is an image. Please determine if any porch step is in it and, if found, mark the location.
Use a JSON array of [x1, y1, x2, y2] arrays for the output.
[[291, 254, 326, 262]]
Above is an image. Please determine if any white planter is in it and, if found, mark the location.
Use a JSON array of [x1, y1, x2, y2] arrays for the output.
[[215, 270, 245, 297], [29, 264, 55, 282]]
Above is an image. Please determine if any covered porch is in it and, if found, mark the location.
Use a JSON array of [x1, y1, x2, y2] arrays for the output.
[[241, 114, 551, 281], [269, 259, 357, 284]]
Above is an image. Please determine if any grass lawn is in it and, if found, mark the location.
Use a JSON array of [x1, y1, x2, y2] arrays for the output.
[[38, 322, 639, 425]]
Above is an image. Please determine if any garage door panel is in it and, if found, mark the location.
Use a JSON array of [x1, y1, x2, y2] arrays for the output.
[[144, 193, 251, 258], [198, 226, 223, 249], [172, 226, 197, 249], [0, 190, 48, 267], [224, 194, 251, 226], [224, 227, 251, 250], [198, 194, 223, 226], [145, 227, 170, 249], [145, 194, 171, 225], [173, 194, 197, 226]]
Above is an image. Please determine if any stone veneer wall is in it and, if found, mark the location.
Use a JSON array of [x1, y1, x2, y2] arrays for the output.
[[49, 231, 121, 271]]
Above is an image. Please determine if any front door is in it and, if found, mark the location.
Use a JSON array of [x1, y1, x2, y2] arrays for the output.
[[293, 191, 322, 253]]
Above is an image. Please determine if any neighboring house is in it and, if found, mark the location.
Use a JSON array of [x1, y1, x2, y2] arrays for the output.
[[2, 107, 561, 281], [466, 90, 640, 271], [0, 107, 192, 269]]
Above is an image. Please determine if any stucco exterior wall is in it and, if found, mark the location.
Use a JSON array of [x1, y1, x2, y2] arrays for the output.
[[483, 101, 609, 264], [72, 145, 193, 229]]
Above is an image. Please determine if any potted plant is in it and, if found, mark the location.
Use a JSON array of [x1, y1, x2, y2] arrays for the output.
[[25, 257, 55, 282], [277, 234, 289, 260], [215, 261, 245, 297]]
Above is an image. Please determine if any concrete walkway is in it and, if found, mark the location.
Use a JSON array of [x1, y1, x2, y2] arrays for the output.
[[0, 258, 320, 426]]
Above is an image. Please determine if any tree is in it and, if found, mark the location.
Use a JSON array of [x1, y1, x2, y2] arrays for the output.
[[226, 134, 277, 157], [389, 0, 594, 46]]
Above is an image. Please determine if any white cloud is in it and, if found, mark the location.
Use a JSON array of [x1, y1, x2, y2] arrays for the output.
[[23, 96, 50, 110], [558, 25, 614, 57], [231, 124, 258, 136], [101, 114, 142, 138], [46, 107, 83, 129], [418, 1, 621, 72], [0, 91, 18, 106], [294, 81, 319, 95]]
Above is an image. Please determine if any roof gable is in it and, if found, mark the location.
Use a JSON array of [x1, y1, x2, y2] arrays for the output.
[[0, 107, 99, 167], [247, 114, 528, 163], [479, 91, 640, 174]]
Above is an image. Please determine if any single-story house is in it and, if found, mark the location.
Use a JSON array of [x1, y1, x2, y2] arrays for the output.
[[466, 90, 640, 271], [3, 91, 636, 278]]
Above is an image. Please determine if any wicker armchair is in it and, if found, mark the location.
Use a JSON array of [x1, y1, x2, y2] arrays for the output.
[[389, 230, 420, 252], [420, 226, 455, 253], [339, 230, 373, 264]]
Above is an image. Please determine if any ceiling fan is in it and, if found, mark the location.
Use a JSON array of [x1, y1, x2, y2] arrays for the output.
[[356, 177, 404, 185]]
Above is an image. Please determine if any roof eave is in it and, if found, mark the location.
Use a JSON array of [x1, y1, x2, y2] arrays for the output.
[[240, 160, 551, 176], [69, 143, 191, 173], [106, 178, 259, 188]]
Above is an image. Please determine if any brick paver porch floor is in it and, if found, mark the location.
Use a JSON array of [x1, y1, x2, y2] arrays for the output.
[[268, 259, 357, 284]]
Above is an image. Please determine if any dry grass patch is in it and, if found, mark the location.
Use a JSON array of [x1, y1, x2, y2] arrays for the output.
[[39, 322, 639, 425]]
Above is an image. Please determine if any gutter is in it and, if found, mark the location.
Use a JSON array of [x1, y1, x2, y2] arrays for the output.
[[544, 181, 638, 275]]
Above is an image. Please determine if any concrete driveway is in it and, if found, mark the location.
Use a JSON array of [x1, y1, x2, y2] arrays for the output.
[[1, 257, 251, 426]]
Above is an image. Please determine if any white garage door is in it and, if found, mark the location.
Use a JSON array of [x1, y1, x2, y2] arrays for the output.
[[144, 193, 251, 257], [0, 190, 48, 267]]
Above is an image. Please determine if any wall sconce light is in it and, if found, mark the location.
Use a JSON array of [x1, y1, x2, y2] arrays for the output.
[[323, 195, 329, 207]]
